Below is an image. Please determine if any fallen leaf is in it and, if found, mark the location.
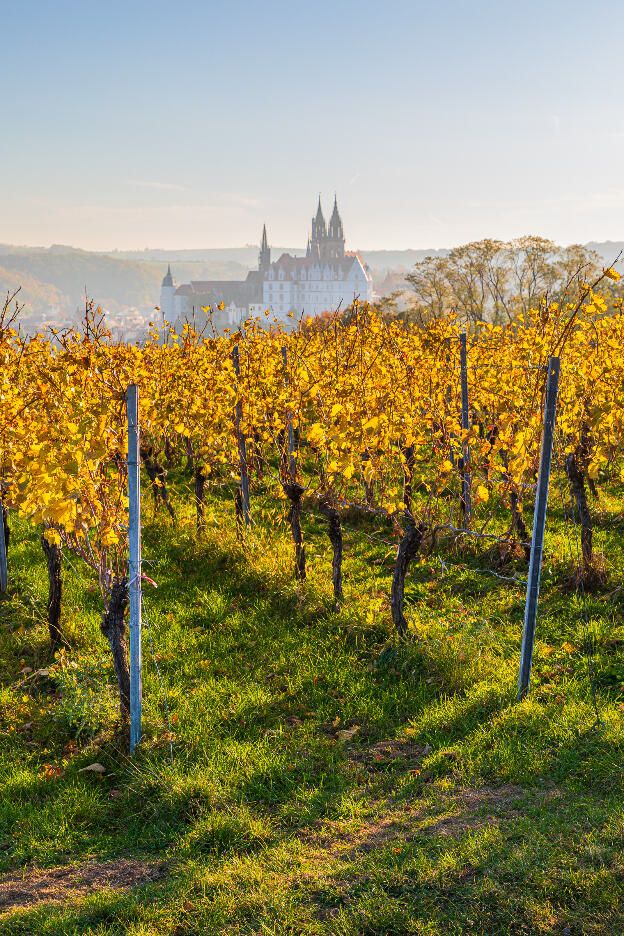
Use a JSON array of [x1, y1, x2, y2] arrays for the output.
[[336, 725, 360, 742], [40, 763, 65, 780], [78, 762, 106, 773]]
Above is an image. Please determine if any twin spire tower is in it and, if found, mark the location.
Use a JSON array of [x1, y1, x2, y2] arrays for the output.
[[161, 194, 368, 334], [307, 195, 345, 262], [259, 195, 345, 267]]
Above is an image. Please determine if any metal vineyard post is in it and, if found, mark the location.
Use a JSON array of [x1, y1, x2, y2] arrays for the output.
[[0, 501, 7, 593], [127, 384, 142, 753], [232, 345, 251, 527], [517, 357, 560, 700], [281, 346, 296, 477], [460, 332, 471, 525]]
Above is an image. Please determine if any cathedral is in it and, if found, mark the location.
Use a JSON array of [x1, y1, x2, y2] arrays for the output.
[[160, 196, 373, 332]]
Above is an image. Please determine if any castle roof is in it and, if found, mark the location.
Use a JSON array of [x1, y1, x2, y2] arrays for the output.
[[345, 250, 370, 269], [165, 195, 362, 313], [265, 252, 369, 278]]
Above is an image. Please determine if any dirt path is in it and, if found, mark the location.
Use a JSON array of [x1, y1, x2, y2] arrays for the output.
[[0, 858, 167, 913]]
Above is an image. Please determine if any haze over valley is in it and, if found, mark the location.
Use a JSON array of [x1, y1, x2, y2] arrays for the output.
[[3, 239, 622, 338]]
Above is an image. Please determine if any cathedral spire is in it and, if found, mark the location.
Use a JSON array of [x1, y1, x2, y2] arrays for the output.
[[311, 195, 327, 257], [327, 194, 345, 259], [329, 195, 342, 233], [314, 196, 326, 235], [259, 223, 271, 272], [162, 263, 174, 287]]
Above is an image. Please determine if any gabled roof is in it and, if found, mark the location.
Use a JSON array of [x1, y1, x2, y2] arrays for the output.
[[265, 252, 368, 278]]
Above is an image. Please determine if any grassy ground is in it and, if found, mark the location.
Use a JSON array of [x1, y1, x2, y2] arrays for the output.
[[1, 470, 624, 935]]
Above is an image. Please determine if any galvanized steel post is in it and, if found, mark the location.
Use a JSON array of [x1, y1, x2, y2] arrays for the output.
[[459, 332, 471, 525], [281, 346, 296, 477], [0, 501, 7, 593], [232, 345, 251, 527], [127, 384, 142, 753], [517, 357, 560, 700]]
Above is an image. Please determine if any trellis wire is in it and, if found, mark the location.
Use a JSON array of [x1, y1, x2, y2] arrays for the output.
[[444, 364, 547, 371], [275, 499, 537, 587], [435, 554, 528, 585]]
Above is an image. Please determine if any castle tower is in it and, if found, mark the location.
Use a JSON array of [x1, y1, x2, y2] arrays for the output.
[[326, 194, 345, 260], [160, 264, 176, 323], [258, 223, 271, 273], [310, 196, 326, 261]]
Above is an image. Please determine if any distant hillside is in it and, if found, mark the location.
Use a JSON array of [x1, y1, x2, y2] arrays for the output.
[[586, 241, 624, 267], [1, 240, 621, 328], [99, 246, 449, 272], [0, 243, 444, 322], [0, 247, 250, 321], [0, 265, 67, 312]]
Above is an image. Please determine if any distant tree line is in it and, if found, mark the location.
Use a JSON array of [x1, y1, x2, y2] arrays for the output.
[[376, 236, 621, 325]]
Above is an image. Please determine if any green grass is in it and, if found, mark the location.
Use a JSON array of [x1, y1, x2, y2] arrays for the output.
[[1, 472, 624, 934]]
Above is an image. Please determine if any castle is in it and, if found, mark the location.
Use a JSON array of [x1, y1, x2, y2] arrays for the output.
[[159, 196, 373, 332]]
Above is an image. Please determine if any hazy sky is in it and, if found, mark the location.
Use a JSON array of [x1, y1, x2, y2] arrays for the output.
[[2, 0, 623, 250]]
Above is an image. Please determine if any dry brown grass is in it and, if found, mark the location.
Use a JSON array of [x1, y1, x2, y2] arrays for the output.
[[0, 859, 168, 914]]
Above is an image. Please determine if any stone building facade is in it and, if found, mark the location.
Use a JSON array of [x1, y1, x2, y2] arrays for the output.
[[160, 197, 373, 332]]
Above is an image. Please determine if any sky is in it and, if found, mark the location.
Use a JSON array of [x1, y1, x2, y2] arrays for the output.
[[1, 0, 623, 251]]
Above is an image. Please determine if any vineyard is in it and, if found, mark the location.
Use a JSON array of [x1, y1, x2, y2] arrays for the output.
[[2, 281, 624, 932]]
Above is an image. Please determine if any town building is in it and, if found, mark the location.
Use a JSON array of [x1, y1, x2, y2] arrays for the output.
[[160, 197, 373, 332]]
